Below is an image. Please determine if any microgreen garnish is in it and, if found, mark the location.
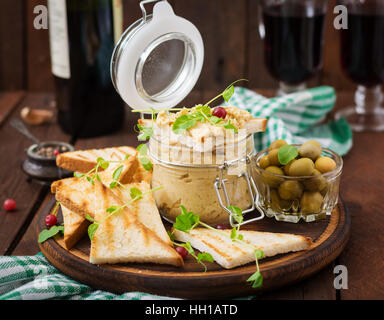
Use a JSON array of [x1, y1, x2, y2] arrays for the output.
[[170, 239, 214, 272], [137, 124, 154, 141], [74, 157, 109, 185], [278, 145, 298, 165], [222, 120, 238, 134], [204, 79, 248, 106], [137, 144, 153, 171], [172, 204, 264, 288], [85, 186, 163, 241], [109, 165, 126, 189], [38, 225, 64, 243], [132, 79, 248, 135]]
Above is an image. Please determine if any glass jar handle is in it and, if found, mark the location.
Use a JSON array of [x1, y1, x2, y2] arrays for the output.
[[214, 160, 264, 227]]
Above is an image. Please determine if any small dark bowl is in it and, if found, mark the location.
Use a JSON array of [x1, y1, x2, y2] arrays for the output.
[[22, 141, 75, 184]]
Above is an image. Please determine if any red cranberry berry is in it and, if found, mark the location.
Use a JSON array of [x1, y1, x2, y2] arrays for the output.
[[45, 214, 57, 227], [3, 199, 16, 211], [175, 246, 188, 259], [212, 107, 227, 119], [54, 149, 60, 156], [216, 223, 230, 230]]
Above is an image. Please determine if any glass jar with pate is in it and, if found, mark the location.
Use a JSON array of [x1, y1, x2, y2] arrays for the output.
[[146, 107, 266, 226]]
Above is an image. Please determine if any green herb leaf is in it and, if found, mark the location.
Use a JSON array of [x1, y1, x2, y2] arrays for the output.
[[167, 230, 175, 242], [88, 223, 99, 241], [223, 120, 238, 134], [172, 114, 197, 134], [197, 252, 214, 264], [106, 205, 120, 214], [109, 181, 118, 189], [255, 249, 264, 259], [173, 206, 200, 232], [85, 214, 96, 223], [112, 165, 124, 181], [222, 85, 235, 102], [278, 145, 298, 165], [247, 271, 263, 288], [228, 206, 243, 224], [210, 116, 223, 125], [130, 187, 143, 200], [137, 144, 153, 171], [180, 241, 195, 255], [230, 227, 238, 240], [74, 172, 84, 178], [124, 154, 131, 160], [139, 156, 153, 171], [137, 125, 154, 141], [38, 225, 64, 243]]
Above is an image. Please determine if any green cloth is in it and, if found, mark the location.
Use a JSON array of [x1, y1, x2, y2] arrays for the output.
[[0, 254, 174, 300], [227, 86, 353, 155], [0, 86, 352, 300]]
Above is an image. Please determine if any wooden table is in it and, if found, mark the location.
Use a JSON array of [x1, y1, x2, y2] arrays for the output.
[[0, 89, 383, 300]]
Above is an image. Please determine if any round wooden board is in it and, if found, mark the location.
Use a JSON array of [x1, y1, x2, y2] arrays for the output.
[[37, 199, 350, 299]]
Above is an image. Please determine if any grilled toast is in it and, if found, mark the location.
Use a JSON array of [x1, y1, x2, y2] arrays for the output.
[[173, 228, 312, 269], [56, 146, 137, 173], [61, 205, 89, 250], [89, 181, 183, 266]]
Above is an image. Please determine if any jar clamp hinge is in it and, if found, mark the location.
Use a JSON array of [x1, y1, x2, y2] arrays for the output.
[[214, 156, 265, 227]]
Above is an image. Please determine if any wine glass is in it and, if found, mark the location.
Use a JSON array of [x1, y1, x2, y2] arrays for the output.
[[335, 0, 384, 132], [258, 0, 329, 96]]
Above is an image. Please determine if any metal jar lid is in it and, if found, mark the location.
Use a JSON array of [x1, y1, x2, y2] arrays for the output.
[[111, 0, 204, 112]]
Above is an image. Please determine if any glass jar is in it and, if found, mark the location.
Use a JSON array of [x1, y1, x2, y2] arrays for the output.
[[253, 145, 343, 223], [148, 132, 264, 226]]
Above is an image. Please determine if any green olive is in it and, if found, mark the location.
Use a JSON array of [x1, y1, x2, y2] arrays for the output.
[[268, 149, 280, 166], [270, 189, 292, 211], [261, 166, 284, 188], [300, 191, 323, 215], [258, 155, 270, 169], [278, 180, 304, 200], [288, 158, 315, 176], [268, 139, 287, 151], [303, 169, 327, 192], [315, 156, 337, 173], [299, 141, 322, 161], [283, 159, 297, 175]]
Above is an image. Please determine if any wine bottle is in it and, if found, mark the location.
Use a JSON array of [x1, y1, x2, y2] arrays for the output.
[[48, 0, 125, 138]]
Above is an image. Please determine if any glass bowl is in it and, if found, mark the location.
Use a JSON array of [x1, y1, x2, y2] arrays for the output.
[[253, 145, 343, 223]]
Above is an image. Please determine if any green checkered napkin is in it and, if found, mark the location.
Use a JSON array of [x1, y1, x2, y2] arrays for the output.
[[227, 86, 353, 155], [0, 86, 352, 300], [0, 254, 175, 300]]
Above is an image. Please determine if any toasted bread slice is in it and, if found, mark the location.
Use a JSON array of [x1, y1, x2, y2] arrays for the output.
[[52, 175, 170, 246], [61, 205, 89, 250], [173, 228, 312, 269], [89, 181, 183, 266], [243, 118, 267, 133], [109, 181, 172, 246], [52, 177, 98, 218], [56, 146, 137, 173]]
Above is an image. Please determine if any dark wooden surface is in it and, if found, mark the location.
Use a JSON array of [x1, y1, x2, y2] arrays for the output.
[[0, 89, 383, 300], [0, 0, 356, 92]]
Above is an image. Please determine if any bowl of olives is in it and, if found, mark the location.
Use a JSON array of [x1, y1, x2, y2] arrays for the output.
[[253, 140, 343, 223]]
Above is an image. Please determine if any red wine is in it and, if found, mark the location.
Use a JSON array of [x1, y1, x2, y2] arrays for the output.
[[263, 4, 326, 85], [341, 9, 384, 88], [48, 0, 125, 138]]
